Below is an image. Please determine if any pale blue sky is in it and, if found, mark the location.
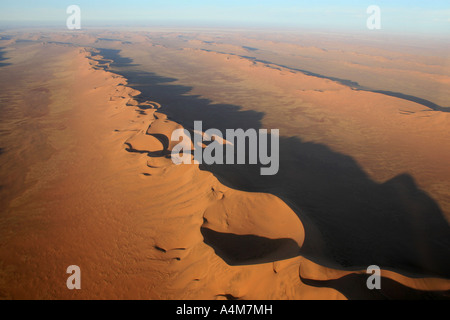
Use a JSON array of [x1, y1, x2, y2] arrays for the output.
[[0, 0, 449, 34]]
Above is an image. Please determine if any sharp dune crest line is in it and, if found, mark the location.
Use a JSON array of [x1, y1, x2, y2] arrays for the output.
[[84, 49, 450, 299]]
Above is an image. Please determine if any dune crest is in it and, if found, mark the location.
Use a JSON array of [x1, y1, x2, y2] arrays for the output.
[[85, 49, 450, 299]]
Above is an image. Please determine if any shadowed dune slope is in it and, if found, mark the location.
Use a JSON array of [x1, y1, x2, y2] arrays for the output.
[[98, 48, 450, 280]]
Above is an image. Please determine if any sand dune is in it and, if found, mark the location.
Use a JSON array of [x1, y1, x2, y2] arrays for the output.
[[0, 31, 449, 300]]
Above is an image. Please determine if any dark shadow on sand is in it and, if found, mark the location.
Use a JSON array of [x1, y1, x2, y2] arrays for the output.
[[97, 49, 450, 288], [201, 227, 301, 266], [0, 48, 11, 68], [300, 273, 450, 300], [369, 90, 448, 112]]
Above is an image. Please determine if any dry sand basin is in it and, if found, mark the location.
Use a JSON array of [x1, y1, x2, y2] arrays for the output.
[[0, 33, 449, 299]]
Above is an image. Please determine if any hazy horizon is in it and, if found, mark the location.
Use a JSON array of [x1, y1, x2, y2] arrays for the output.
[[0, 0, 449, 36]]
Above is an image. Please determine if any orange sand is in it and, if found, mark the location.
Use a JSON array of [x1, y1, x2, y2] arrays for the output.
[[0, 32, 449, 300]]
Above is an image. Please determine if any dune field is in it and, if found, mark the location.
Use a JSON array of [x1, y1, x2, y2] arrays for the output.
[[0, 29, 449, 300]]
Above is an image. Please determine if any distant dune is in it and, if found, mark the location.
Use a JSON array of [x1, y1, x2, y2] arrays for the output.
[[0, 30, 449, 300]]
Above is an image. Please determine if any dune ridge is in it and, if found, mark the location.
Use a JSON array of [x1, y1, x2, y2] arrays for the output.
[[84, 48, 450, 299]]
